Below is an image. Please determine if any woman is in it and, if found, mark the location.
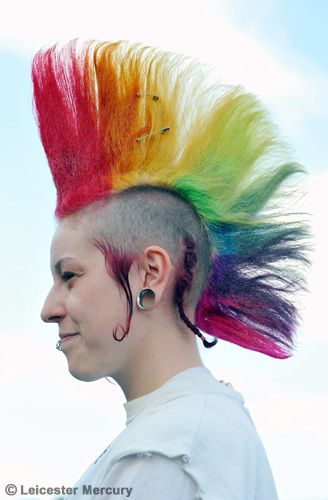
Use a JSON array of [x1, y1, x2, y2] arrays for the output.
[[32, 38, 310, 499]]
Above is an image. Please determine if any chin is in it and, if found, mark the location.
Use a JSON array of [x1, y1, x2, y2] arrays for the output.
[[67, 365, 102, 382]]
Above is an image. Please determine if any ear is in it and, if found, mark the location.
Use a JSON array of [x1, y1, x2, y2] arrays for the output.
[[134, 245, 173, 304]]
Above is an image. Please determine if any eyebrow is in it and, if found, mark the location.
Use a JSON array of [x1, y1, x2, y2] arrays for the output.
[[53, 257, 77, 275]]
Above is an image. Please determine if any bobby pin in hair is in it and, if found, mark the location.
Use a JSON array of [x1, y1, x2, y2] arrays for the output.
[[136, 127, 170, 142], [136, 92, 160, 101]]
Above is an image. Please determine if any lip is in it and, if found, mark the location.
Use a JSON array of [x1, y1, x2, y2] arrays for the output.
[[59, 333, 80, 344]]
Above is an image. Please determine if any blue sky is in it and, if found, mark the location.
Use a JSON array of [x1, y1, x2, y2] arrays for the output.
[[224, 0, 327, 65], [1, 2, 327, 499]]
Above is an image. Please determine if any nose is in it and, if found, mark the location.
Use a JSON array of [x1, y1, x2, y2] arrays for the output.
[[40, 285, 67, 323]]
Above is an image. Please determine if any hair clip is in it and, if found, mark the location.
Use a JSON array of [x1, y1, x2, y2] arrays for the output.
[[136, 92, 160, 101], [136, 127, 170, 142]]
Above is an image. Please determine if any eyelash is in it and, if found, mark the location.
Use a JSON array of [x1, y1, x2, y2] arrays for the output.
[[61, 272, 76, 282]]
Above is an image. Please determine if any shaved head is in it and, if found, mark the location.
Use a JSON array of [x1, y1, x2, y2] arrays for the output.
[[67, 185, 213, 309]]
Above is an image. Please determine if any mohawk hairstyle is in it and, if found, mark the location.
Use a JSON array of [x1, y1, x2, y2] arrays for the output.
[[32, 38, 311, 358]]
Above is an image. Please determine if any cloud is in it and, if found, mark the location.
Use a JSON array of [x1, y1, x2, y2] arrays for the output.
[[2, 0, 326, 172], [301, 171, 328, 338]]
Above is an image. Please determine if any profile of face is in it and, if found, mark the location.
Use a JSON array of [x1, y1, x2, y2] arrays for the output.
[[40, 216, 151, 383]]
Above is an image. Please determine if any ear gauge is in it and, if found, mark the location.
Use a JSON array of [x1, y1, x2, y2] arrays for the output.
[[136, 288, 156, 310]]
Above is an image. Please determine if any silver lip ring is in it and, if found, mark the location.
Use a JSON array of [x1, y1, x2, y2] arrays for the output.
[[136, 288, 155, 310], [56, 340, 63, 351]]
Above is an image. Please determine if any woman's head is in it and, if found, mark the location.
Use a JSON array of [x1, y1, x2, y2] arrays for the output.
[[41, 185, 213, 382], [33, 39, 311, 362]]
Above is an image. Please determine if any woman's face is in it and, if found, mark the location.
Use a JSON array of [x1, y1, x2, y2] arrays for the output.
[[41, 217, 138, 382]]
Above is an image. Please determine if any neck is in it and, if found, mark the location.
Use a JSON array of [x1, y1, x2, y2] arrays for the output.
[[114, 320, 205, 402]]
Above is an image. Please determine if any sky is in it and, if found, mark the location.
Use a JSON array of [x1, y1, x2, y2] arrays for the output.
[[0, 1, 327, 499]]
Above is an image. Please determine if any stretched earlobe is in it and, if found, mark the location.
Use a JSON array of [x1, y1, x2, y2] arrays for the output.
[[136, 288, 156, 310]]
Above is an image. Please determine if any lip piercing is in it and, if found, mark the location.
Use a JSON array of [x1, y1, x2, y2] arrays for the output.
[[56, 340, 63, 351]]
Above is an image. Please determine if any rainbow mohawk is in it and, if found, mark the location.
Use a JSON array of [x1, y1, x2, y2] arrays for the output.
[[32, 38, 310, 358]]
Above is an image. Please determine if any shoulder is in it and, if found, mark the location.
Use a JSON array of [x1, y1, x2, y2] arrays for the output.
[[114, 381, 259, 459], [107, 452, 198, 500], [88, 378, 278, 499]]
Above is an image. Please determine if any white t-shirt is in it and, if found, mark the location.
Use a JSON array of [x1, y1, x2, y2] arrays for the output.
[[64, 366, 279, 499]]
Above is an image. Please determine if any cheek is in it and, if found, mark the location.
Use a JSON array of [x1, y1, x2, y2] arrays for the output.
[[80, 279, 126, 330]]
